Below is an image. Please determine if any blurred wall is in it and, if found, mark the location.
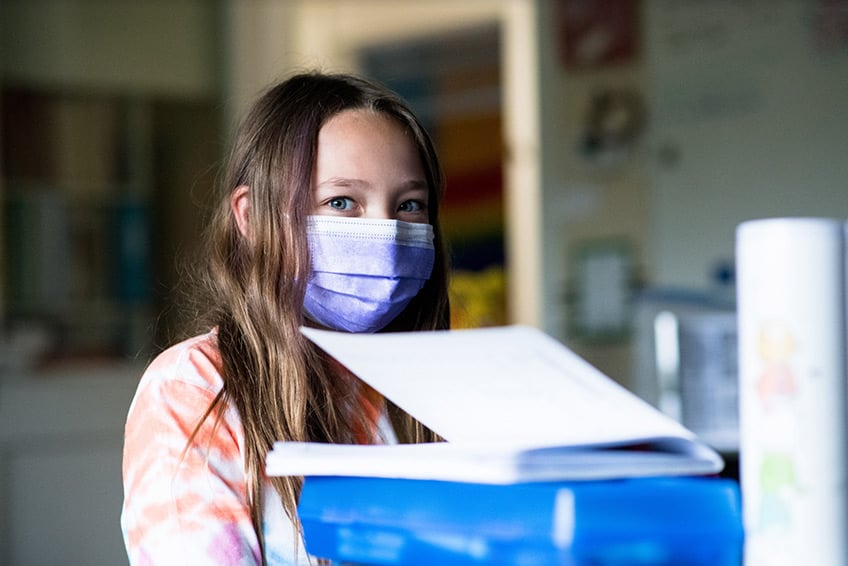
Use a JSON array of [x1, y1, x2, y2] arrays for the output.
[[1, 0, 218, 96], [645, 0, 848, 289]]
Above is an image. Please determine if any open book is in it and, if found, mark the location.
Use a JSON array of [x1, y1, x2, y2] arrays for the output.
[[266, 325, 724, 484]]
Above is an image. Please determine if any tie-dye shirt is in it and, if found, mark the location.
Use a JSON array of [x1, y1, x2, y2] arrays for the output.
[[121, 330, 386, 565]]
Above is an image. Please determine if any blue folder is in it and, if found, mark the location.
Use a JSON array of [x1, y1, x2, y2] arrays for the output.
[[298, 476, 743, 565]]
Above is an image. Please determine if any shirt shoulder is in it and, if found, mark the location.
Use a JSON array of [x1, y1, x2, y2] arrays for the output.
[[122, 330, 262, 562], [141, 330, 223, 392]]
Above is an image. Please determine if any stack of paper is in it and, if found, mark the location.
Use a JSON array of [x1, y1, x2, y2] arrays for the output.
[[266, 325, 723, 483]]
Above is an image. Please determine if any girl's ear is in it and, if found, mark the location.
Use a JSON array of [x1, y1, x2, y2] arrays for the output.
[[231, 185, 251, 237]]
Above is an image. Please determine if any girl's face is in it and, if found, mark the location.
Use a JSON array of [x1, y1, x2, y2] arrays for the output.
[[312, 109, 429, 224]]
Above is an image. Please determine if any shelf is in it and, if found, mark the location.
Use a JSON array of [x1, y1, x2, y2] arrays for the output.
[[1, 86, 154, 361]]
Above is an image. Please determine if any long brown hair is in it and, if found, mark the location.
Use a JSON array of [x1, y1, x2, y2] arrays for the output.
[[188, 72, 449, 554]]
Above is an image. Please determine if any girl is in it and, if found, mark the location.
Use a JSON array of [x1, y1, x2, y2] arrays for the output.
[[121, 72, 450, 565]]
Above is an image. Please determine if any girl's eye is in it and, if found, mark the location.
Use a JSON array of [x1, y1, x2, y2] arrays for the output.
[[328, 197, 354, 210], [398, 200, 425, 213]]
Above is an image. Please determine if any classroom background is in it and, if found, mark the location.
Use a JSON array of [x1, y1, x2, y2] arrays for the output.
[[1, 1, 846, 564]]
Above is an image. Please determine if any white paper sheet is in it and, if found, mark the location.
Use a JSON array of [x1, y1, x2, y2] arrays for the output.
[[300, 325, 694, 448]]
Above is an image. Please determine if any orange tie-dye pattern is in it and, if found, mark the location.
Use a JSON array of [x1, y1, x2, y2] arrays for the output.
[[121, 331, 308, 565]]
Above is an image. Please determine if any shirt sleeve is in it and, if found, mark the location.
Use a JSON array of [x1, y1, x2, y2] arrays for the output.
[[121, 340, 263, 566]]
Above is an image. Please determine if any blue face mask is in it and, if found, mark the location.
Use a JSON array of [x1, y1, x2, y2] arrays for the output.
[[303, 216, 435, 333]]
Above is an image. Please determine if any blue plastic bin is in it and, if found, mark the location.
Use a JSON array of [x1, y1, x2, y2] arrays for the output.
[[298, 476, 743, 565]]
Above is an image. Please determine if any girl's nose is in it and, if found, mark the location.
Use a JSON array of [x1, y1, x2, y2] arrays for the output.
[[362, 201, 397, 221]]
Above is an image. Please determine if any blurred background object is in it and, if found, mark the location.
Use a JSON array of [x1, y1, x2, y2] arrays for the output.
[[1, 0, 846, 564]]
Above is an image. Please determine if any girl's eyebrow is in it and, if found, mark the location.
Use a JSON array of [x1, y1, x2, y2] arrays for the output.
[[401, 179, 429, 190], [315, 177, 365, 188], [316, 178, 428, 190]]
